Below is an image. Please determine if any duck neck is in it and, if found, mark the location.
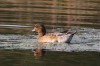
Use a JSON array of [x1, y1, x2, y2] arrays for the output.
[[38, 32, 46, 37], [37, 24, 46, 37]]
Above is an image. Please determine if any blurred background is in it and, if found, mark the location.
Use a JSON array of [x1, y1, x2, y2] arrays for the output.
[[0, 0, 100, 34]]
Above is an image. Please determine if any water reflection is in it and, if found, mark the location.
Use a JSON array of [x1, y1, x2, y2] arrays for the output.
[[33, 48, 46, 59]]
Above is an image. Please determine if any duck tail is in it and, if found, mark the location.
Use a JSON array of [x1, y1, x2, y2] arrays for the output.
[[66, 31, 76, 43]]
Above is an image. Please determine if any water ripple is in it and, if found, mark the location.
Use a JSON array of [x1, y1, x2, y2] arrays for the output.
[[0, 28, 100, 52]]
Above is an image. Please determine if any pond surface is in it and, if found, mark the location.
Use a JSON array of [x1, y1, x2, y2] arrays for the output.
[[0, 0, 100, 66], [0, 50, 100, 66], [0, 27, 100, 52]]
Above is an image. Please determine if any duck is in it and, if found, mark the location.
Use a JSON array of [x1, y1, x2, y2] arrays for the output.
[[32, 23, 76, 43]]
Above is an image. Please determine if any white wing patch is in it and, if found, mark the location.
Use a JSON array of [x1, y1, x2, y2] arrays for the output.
[[57, 34, 72, 43]]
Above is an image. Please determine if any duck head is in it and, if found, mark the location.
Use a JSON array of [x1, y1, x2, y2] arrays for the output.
[[32, 24, 46, 36]]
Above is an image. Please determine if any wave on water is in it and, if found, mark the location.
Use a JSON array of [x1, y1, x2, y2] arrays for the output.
[[0, 28, 100, 52]]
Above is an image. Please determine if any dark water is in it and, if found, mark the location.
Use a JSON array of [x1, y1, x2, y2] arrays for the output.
[[0, 0, 100, 66], [0, 50, 100, 66]]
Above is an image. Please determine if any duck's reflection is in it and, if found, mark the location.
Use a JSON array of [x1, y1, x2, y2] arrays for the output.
[[33, 48, 45, 59]]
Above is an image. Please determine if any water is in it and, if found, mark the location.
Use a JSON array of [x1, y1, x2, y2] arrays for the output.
[[0, 0, 100, 65], [0, 28, 100, 66], [0, 27, 100, 52]]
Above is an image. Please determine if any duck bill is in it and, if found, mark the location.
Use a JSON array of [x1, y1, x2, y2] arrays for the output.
[[32, 28, 35, 32]]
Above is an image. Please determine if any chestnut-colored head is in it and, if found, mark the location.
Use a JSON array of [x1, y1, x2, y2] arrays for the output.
[[32, 24, 46, 36]]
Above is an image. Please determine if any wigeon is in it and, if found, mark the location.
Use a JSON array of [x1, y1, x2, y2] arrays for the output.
[[32, 23, 76, 43]]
